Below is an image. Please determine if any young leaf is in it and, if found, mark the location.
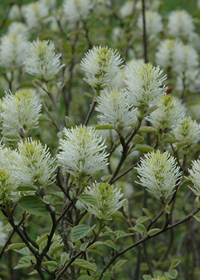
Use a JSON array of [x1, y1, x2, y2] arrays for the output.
[[170, 259, 181, 269], [73, 259, 97, 272], [42, 261, 58, 267], [164, 269, 178, 279], [14, 256, 34, 269], [71, 224, 96, 243], [113, 259, 127, 272], [80, 241, 89, 251], [148, 228, 160, 235], [104, 240, 116, 250], [115, 230, 134, 240], [95, 125, 114, 130], [78, 276, 94, 280], [132, 144, 154, 153], [136, 216, 150, 224], [131, 224, 147, 234], [79, 194, 97, 207], [87, 241, 105, 249], [18, 195, 49, 217], [6, 243, 26, 251]]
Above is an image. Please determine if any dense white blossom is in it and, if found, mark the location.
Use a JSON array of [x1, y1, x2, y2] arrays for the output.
[[0, 145, 23, 205], [147, 95, 185, 131], [63, 0, 93, 23], [24, 39, 65, 81], [136, 150, 182, 200], [96, 88, 137, 131], [124, 63, 167, 109], [156, 39, 181, 70], [173, 44, 199, 74], [188, 159, 200, 196], [39, 0, 57, 9], [119, 1, 134, 18], [24, 2, 49, 30], [137, 10, 163, 35], [81, 46, 123, 90], [17, 138, 56, 187], [167, 10, 195, 40], [57, 126, 108, 177], [8, 22, 29, 39], [1, 89, 41, 144], [83, 182, 124, 220], [172, 117, 200, 145], [0, 221, 7, 246], [156, 40, 199, 74], [176, 70, 200, 93], [0, 34, 28, 68]]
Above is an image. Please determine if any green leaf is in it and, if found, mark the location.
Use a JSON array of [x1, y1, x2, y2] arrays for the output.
[[144, 105, 158, 117], [39, 239, 48, 254], [131, 224, 147, 234], [162, 137, 180, 144], [148, 228, 160, 235], [60, 253, 69, 265], [132, 134, 144, 145], [136, 216, 150, 224], [16, 184, 38, 192], [73, 259, 97, 272], [139, 126, 157, 133], [115, 230, 134, 240], [14, 256, 34, 269], [170, 259, 181, 269], [132, 144, 154, 153], [143, 275, 152, 280], [104, 240, 116, 250], [87, 249, 102, 256], [194, 212, 200, 222], [164, 269, 178, 279], [113, 259, 127, 272], [14, 247, 30, 256], [79, 194, 97, 207], [165, 205, 171, 214], [6, 243, 26, 251], [71, 224, 96, 243], [42, 261, 58, 267], [87, 241, 105, 249], [36, 234, 48, 245], [142, 208, 152, 218], [18, 195, 49, 217], [78, 276, 94, 280], [80, 241, 89, 251], [95, 125, 114, 130]]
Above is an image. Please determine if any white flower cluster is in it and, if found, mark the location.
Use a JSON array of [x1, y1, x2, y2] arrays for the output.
[[0, 221, 7, 247], [96, 88, 137, 132], [188, 159, 200, 197], [81, 46, 123, 90], [137, 10, 163, 35], [136, 150, 182, 201], [147, 95, 185, 131], [1, 89, 41, 144], [63, 0, 94, 23], [57, 126, 108, 177], [83, 182, 124, 220], [24, 39, 65, 81], [17, 138, 56, 187], [124, 63, 167, 109], [156, 40, 199, 74], [167, 10, 195, 40], [24, 2, 50, 30], [0, 34, 28, 69], [172, 117, 200, 145]]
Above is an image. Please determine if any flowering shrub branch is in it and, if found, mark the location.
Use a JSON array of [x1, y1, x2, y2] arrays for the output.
[[0, 1, 200, 280]]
